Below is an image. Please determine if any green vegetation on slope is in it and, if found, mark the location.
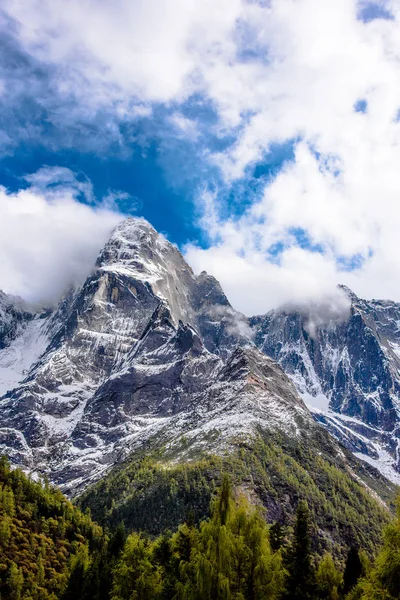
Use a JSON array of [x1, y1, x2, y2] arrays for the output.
[[69, 477, 392, 600], [351, 498, 400, 599], [78, 430, 395, 557]]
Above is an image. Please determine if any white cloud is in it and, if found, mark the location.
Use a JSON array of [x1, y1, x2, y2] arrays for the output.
[[169, 113, 200, 141], [0, 168, 121, 305], [185, 232, 349, 316], [184, 0, 400, 315]]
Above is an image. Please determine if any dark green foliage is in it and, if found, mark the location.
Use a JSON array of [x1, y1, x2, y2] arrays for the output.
[[3, 451, 400, 600], [356, 498, 400, 599], [269, 521, 285, 552], [78, 455, 218, 535], [315, 554, 341, 599], [111, 476, 285, 600], [342, 547, 364, 596], [284, 500, 316, 600]]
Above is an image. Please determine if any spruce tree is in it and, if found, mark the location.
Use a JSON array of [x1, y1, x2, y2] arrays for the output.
[[285, 500, 316, 600], [342, 547, 363, 596]]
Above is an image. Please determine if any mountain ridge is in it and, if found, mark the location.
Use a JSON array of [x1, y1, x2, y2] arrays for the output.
[[0, 218, 308, 493], [251, 285, 400, 484]]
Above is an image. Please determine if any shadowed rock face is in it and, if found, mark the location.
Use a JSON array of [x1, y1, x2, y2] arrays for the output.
[[0, 292, 34, 350], [250, 287, 400, 482], [0, 218, 312, 493]]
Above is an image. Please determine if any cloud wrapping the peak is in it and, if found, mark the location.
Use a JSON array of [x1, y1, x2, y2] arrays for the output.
[[0, 168, 121, 305]]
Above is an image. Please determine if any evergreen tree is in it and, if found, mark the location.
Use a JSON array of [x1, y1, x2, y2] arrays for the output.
[[109, 522, 127, 558], [0, 515, 11, 546], [269, 521, 285, 552], [245, 509, 285, 600], [171, 475, 284, 600], [342, 547, 364, 596], [285, 500, 316, 600], [7, 563, 23, 600], [62, 546, 90, 600], [111, 533, 162, 600], [169, 522, 198, 600]]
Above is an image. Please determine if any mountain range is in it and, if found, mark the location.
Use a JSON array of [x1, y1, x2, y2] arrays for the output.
[[0, 216, 399, 504]]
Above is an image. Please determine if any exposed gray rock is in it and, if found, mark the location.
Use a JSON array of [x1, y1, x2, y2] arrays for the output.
[[0, 218, 305, 493], [1, 216, 399, 494]]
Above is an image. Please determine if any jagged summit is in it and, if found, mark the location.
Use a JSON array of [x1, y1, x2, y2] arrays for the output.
[[1, 217, 400, 494], [251, 288, 400, 483], [337, 284, 359, 302], [97, 217, 180, 274]]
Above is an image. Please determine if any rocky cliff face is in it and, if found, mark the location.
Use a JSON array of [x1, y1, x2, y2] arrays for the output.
[[251, 287, 400, 483]]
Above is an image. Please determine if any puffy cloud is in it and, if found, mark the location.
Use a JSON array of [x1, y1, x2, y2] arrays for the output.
[[185, 233, 350, 317], [0, 168, 122, 305], [184, 0, 400, 315]]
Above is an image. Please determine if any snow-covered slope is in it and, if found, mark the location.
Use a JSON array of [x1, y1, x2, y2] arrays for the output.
[[251, 287, 400, 484], [0, 316, 50, 396]]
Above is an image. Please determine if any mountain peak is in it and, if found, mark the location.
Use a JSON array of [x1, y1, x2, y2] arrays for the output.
[[110, 216, 158, 241], [337, 284, 359, 302]]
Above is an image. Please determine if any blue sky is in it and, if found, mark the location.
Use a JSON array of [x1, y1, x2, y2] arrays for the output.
[[1, 0, 400, 314]]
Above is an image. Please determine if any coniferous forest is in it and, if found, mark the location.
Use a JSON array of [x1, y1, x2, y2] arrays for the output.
[[1, 456, 400, 600]]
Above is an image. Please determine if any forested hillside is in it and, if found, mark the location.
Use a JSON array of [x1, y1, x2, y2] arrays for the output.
[[2, 459, 400, 600], [78, 431, 395, 557], [0, 457, 105, 599]]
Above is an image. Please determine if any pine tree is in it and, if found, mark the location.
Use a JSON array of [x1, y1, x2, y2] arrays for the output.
[[62, 545, 90, 600], [284, 500, 316, 600], [359, 497, 400, 600], [269, 521, 285, 552], [109, 522, 127, 558], [8, 562, 23, 600]]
